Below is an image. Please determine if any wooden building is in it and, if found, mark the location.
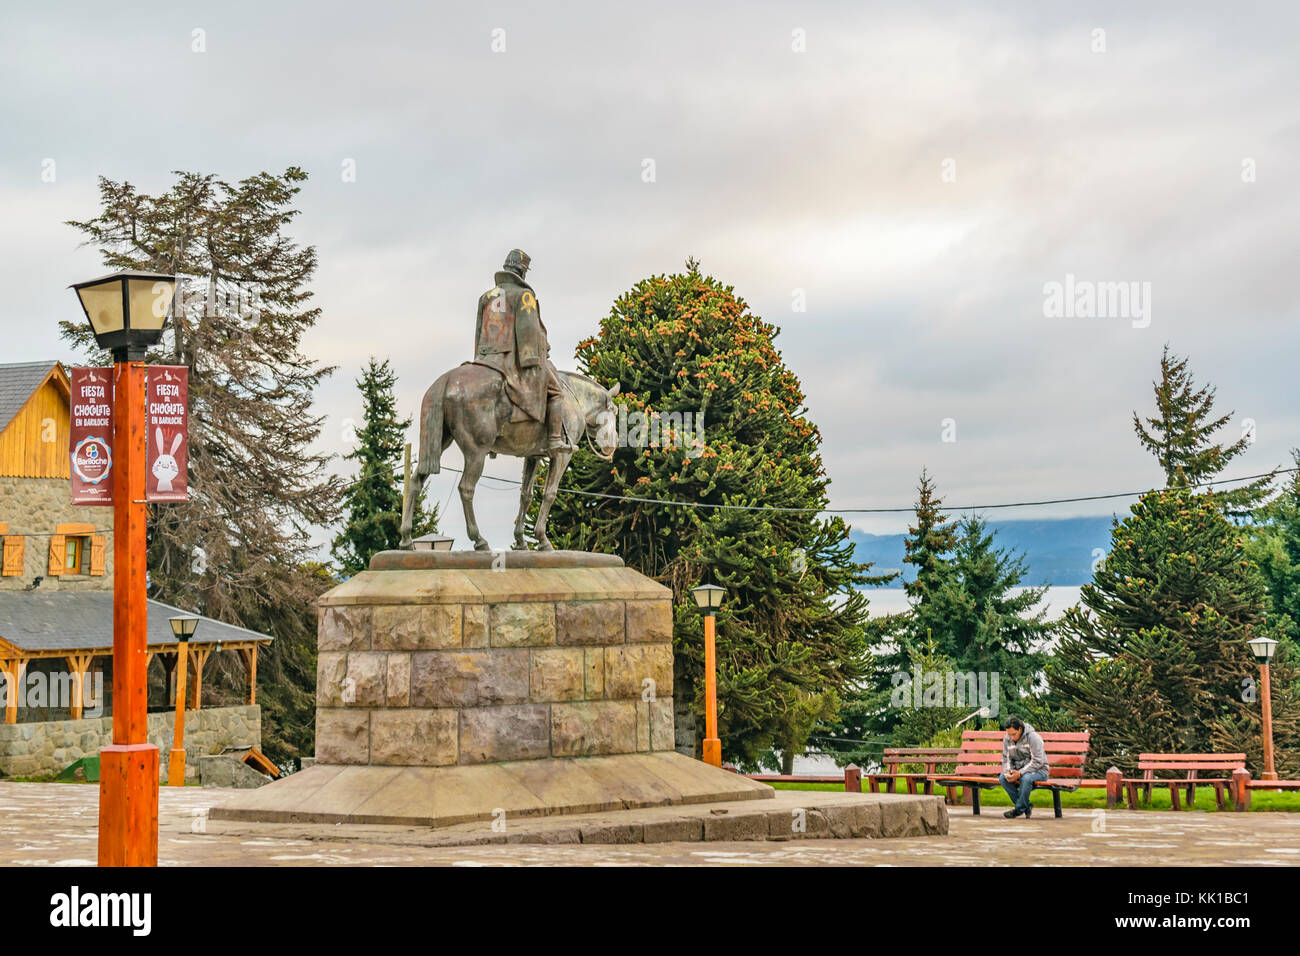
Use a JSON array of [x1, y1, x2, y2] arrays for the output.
[[0, 361, 270, 775]]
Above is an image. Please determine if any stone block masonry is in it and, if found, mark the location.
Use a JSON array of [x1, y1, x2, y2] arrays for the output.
[[0, 704, 260, 779], [315, 564, 677, 766]]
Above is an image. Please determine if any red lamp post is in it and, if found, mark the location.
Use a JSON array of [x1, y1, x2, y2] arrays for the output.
[[690, 584, 726, 768], [71, 270, 177, 867]]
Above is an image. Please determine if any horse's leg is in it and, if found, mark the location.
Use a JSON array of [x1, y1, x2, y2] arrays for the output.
[[534, 451, 572, 551], [399, 467, 429, 548], [459, 447, 490, 551], [513, 457, 541, 550]]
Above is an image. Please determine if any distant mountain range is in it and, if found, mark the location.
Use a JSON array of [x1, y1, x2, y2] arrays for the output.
[[851, 516, 1117, 587]]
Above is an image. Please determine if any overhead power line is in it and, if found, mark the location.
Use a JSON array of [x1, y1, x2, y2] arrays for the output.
[[428, 465, 1296, 516]]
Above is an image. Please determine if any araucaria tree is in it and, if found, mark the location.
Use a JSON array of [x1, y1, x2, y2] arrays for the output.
[[62, 168, 341, 766], [1051, 488, 1300, 774], [542, 262, 890, 769], [332, 357, 438, 575]]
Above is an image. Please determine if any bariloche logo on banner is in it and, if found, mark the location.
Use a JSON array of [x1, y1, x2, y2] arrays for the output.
[[69, 368, 114, 505]]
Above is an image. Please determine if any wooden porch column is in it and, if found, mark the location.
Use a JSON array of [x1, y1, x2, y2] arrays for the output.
[[188, 647, 212, 711], [238, 646, 258, 705], [65, 654, 94, 720], [2, 658, 28, 724]]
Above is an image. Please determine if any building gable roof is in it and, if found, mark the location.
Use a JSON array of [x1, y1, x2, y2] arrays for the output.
[[0, 361, 62, 437], [0, 592, 274, 655]]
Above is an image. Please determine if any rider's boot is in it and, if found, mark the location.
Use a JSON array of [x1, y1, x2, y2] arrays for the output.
[[547, 396, 574, 453]]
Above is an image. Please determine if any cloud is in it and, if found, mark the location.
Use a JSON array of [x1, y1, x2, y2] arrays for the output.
[[2, 1, 1297, 549]]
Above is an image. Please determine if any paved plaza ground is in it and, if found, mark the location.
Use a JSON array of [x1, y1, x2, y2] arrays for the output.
[[2, 781, 1299, 866]]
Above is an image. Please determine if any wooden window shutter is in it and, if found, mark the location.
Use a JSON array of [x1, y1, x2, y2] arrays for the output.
[[1, 536, 23, 576], [48, 534, 66, 576], [90, 535, 106, 576]]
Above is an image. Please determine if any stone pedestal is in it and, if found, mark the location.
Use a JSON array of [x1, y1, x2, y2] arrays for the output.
[[315, 551, 678, 766], [213, 550, 778, 828]]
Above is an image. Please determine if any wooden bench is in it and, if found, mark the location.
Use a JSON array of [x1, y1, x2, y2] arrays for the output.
[[867, 748, 961, 795], [1119, 754, 1245, 811], [930, 730, 1090, 818], [1238, 773, 1300, 810]]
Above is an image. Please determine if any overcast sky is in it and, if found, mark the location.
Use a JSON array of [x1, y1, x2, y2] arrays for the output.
[[3, 1, 1297, 550]]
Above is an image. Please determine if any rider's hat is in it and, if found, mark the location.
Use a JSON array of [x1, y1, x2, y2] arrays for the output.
[[503, 249, 531, 277]]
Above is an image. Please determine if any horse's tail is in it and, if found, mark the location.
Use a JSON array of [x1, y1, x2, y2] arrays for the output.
[[418, 373, 448, 475]]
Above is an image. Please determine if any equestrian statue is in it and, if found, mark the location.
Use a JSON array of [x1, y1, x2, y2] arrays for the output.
[[399, 249, 620, 551]]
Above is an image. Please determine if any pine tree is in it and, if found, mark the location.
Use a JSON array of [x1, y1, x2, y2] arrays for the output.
[[332, 358, 438, 575], [1247, 450, 1300, 646], [928, 516, 1052, 716], [903, 469, 959, 604], [825, 471, 961, 758], [1050, 487, 1300, 775], [62, 169, 341, 762], [541, 263, 892, 768], [1132, 345, 1265, 512]]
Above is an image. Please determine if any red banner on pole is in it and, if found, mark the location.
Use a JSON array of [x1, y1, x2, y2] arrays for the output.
[[146, 366, 189, 502], [69, 367, 114, 505]]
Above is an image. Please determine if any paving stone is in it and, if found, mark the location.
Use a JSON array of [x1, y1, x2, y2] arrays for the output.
[[703, 810, 770, 842], [643, 817, 705, 843]]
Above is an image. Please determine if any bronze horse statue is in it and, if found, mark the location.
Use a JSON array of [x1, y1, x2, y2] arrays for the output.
[[399, 364, 620, 551]]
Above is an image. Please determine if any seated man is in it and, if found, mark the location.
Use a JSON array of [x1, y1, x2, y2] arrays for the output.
[[999, 717, 1048, 819]]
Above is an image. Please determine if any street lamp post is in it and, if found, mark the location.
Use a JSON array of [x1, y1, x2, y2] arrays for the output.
[[167, 616, 198, 787], [71, 269, 176, 867], [690, 584, 726, 768], [1247, 636, 1279, 782]]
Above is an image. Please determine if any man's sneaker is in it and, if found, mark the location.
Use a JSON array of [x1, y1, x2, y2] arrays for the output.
[[1003, 808, 1022, 819], [1024, 806, 1032, 818]]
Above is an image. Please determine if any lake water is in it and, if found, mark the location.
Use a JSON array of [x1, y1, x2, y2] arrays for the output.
[[863, 586, 1084, 620]]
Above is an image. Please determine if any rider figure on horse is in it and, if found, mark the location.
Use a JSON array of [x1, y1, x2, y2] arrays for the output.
[[472, 249, 573, 453]]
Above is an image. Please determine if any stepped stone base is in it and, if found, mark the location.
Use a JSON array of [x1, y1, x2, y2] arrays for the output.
[[209, 751, 776, 828], [207, 788, 948, 846]]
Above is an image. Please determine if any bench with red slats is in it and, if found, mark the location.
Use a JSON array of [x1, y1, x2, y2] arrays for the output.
[[930, 730, 1090, 818], [867, 748, 961, 796], [1120, 754, 1245, 811]]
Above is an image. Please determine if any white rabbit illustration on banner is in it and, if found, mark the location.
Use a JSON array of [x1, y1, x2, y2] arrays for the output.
[[152, 428, 183, 492]]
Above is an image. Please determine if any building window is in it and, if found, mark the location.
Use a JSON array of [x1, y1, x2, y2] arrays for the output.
[[49, 526, 106, 577], [64, 537, 85, 574]]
